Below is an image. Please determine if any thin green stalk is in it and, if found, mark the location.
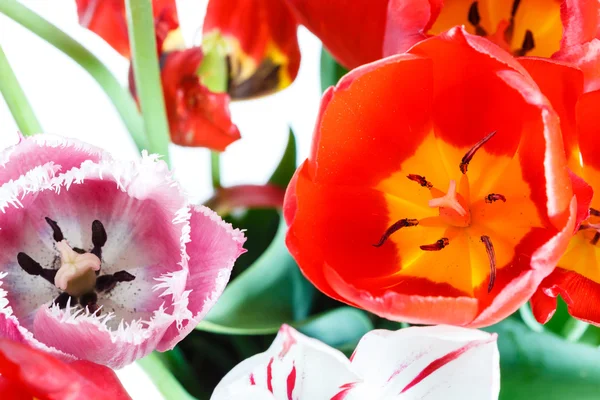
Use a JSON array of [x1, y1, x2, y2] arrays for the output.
[[0, 0, 147, 150], [125, 0, 171, 165], [0, 44, 42, 135], [519, 303, 545, 333], [211, 151, 221, 188], [137, 353, 196, 400], [562, 318, 589, 342]]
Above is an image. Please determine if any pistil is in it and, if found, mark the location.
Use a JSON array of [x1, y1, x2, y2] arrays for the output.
[[54, 240, 101, 297], [429, 180, 471, 227]]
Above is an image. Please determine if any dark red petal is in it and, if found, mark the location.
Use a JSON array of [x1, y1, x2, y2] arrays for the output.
[[161, 48, 241, 151], [205, 184, 286, 214], [285, 0, 389, 69], [531, 268, 600, 326]]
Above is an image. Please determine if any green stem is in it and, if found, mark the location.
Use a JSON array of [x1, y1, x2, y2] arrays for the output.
[[0, 0, 147, 150], [519, 303, 545, 333], [211, 151, 221, 188], [125, 0, 171, 165], [0, 44, 42, 135], [137, 353, 196, 400], [562, 318, 589, 342]]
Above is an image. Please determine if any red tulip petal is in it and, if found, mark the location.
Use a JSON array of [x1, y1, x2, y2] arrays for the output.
[[203, 0, 300, 98], [555, 39, 600, 93], [384, 0, 442, 55], [0, 339, 131, 400], [560, 0, 600, 48], [531, 268, 600, 326], [285, 0, 389, 69], [519, 57, 584, 168], [161, 48, 241, 151], [76, 0, 177, 58]]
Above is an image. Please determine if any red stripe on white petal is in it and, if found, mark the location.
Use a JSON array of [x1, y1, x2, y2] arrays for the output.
[[266, 357, 275, 393], [286, 364, 296, 400], [399, 337, 496, 394]]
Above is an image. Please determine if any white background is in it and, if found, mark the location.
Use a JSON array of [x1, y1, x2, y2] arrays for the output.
[[0, 0, 323, 398]]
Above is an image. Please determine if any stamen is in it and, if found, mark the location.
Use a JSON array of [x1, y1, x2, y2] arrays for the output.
[[590, 208, 600, 217], [95, 270, 136, 293], [428, 180, 467, 216], [407, 174, 433, 189], [460, 131, 497, 174], [420, 238, 449, 251], [485, 193, 506, 203], [468, 2, 488, 36], [504, 0, 522, 42], [480, 235, 496, 293], [373, 218, 419, 247], [510, 0, 522, 17], [592, 232, 600, 246], [514, 30, 535, 56], [91, 220, 107, 259], [79, 291, 99, 314], [16, 252, 57, 284], [54, 292, 75, 309], [45, 217, 64, 242]]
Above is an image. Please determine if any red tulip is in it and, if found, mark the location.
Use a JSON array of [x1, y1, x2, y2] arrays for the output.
[[522, 58, 599, 325], [76, 0, 178, 58], [284, 27, 580, 327], [0, 338, 131, 399], [160, 48, 241, 151], [285, 0, 391, 69], [203, 0, 301, 99], [383, 0, 600, 91]]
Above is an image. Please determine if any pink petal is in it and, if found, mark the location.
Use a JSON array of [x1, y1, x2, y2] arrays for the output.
[[0, 134, 109, 185], [346, 326, 499, 399], [157, 205, 246, 351], [211, 325, 358, 400], [33, 301, 174, 369]]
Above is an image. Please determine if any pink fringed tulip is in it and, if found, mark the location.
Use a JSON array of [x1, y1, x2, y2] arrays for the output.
[[212, 324, 500, 399], [0, 134, 246, 368]]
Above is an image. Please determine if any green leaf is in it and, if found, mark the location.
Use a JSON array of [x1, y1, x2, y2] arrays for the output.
[[299, 307, 373, 348], [125, 0, 171, 164], [320, 48, 348, 93], [0, 0, 147, 151], [137, 352, 196, 400], [487, 320, 600, 399], [268, 128, 297, 188], [225, 209, 280, 275], [0, 44, 42, 135], [198, 216, 315, 334]]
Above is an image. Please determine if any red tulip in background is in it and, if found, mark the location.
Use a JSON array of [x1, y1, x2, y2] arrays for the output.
[[284, 0, 390, 69], [0, 338, 131, 400], [203, 0, 301, 99], [383, 0, 600, 91], [77, 0, 241, 151], [520, 58, 600, 325], [160, 48, 241, 150], [76, 0, 177, 58], [284, 27, 590, 328]]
